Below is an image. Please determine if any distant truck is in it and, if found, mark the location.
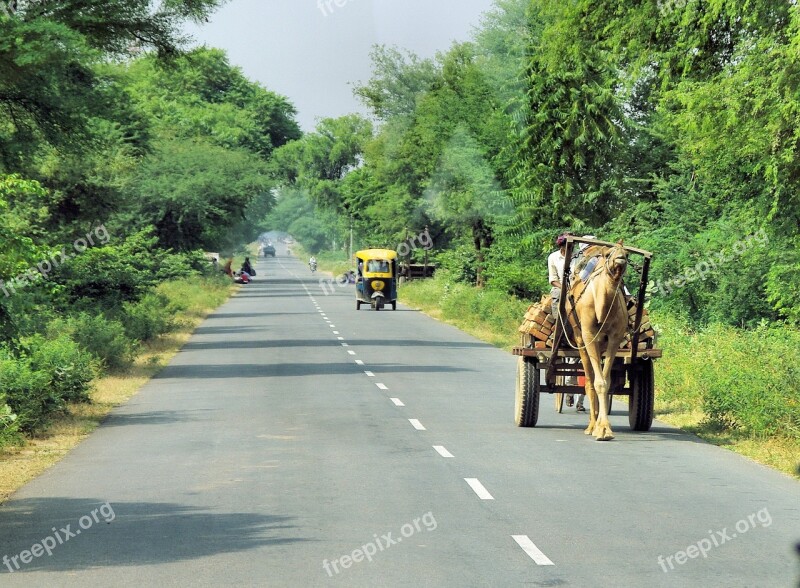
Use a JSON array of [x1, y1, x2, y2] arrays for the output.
[[263, 244, 276, 257]]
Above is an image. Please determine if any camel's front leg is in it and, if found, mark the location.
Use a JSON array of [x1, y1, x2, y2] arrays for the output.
[[577, 347, 597, 435], [585, 338, 614, 441], [593, 331, 626, 438]]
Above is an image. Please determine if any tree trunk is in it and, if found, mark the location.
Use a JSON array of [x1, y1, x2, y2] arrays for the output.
[[472, 219, 493, 288]]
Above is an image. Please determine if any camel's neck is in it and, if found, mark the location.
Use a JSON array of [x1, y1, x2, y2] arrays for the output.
[[593, 271, 624, 319]]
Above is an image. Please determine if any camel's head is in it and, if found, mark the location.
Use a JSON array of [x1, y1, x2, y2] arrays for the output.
[[605, 240, 628, 281]]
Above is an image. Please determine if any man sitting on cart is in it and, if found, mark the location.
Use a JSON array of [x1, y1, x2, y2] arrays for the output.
[[548, 232, 585, 412]]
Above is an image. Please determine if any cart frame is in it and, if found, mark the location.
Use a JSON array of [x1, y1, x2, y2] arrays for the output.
[[513, 236, 661, 430]]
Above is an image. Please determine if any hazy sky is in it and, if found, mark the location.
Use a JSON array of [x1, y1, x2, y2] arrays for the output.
[[187, 0, 497, 130]]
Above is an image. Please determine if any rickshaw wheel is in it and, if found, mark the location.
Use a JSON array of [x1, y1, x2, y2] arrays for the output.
[[356, 301, 361, 310], [391, 301, 397, 310], [555, 393, 564, 413]]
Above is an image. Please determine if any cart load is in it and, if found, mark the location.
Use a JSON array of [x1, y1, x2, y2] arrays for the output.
[[517, 295, 657, 351]]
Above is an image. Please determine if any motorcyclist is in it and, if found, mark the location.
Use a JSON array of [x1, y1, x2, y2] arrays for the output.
[[309, 256, 317, 272]]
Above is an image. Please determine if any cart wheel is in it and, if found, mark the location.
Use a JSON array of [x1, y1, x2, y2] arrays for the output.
[[629, 361, 654, 431], [391, 301, 397, 310], [555, 393, 564, 413], [514, 357, 539, 427], [356, 301, 361, 310]]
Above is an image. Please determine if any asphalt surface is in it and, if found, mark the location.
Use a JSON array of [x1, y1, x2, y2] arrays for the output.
[[0, 248, 798, 587]]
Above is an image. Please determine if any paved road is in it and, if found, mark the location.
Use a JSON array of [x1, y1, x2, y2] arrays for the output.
[[1, 250, 798, 587]]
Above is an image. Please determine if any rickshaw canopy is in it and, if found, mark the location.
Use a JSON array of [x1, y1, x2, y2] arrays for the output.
[[355, 249, 398, 262], [355, 249, 398, 278]]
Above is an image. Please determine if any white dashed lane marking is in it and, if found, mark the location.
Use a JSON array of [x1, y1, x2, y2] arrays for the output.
[[433, 446, 454, 458], [464, 478, 494, 500], [512, 536, 554, 566], [408, 419, 426, 431], [355, 360, 364, 366], [390, 398, 405, 406], [364, 371, 375, 377], [347, 350, 356, 355], [376, 383, 388, 390]]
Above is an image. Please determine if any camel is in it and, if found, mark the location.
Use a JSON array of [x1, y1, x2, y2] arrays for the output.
[[565, 241, 629, 441]]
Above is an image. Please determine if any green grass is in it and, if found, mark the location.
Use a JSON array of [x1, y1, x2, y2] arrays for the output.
[[157, 274, 233, 327], [400, 274, 800, 479], [400, 275, 528, 349]]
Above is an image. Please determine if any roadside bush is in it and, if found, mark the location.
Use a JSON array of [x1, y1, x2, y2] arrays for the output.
[[484, 240, 549, 299], [51, 230, 160, 310], [655, 313, 800, 439], [435, 246, 477, 284], [155, 249, 213, 281], [0, 349, 58, 432], [122, 292, 176, 342], [53, 314, 135, 371], [0, 400, 19, 447], [23, 334, 98, 403], [157, 276, 233, 325]]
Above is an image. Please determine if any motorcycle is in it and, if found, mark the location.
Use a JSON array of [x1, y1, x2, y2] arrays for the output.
[[309, 260, 317, 273]]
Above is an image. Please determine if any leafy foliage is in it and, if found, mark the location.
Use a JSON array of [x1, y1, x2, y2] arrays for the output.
[[122, 292, 177, 342]]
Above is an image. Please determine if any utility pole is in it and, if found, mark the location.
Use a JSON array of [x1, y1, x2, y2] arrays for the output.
[[349, 216, 353, 260], [423, 225, 429, 278]]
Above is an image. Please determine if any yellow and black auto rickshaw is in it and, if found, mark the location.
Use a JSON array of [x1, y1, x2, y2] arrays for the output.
[[355, 249, 398, 311]]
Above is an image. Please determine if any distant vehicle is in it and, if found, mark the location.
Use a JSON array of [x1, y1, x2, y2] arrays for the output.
[[263, 244, 276, 257]]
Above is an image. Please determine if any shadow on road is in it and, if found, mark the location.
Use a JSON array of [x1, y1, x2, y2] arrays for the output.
[[529, 421, 713, 445], [154, 362, 473, 379], [0, 498, 308, 572], [99, 409, 216, 428], [204, 312, 318, 319]]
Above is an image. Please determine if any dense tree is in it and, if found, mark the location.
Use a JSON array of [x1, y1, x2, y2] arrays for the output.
[[123, 139, 270, 250], [354, 46, 439, 122]]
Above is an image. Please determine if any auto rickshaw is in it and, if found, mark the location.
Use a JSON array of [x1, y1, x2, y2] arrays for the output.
[[355, 249, 398, 311]]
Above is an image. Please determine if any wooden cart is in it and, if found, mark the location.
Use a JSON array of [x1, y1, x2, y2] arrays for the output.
[[513, 236, 662, 431]]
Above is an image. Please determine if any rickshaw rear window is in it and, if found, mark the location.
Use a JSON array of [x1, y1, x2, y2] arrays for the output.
[[367, 260, 390, 273]]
